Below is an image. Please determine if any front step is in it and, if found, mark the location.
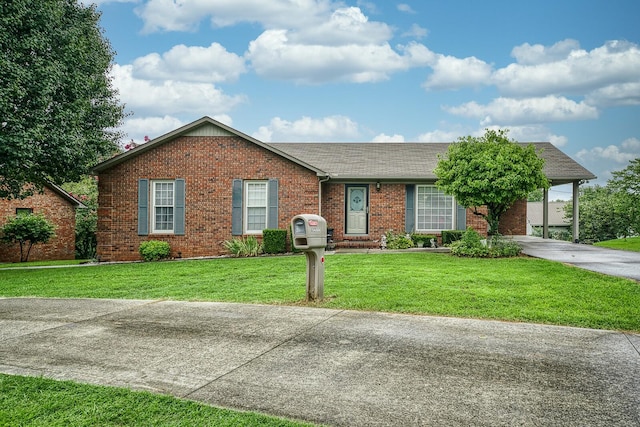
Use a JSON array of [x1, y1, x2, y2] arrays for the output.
[[334, 239, 380, 250]]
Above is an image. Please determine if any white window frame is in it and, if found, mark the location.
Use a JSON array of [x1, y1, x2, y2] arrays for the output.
[[415, 185, 455, 232], [151, 180, 175, 234], [244, 181, 268, 234]]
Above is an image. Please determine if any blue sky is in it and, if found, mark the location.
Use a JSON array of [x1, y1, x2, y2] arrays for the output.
[[94, 0, 640, 199]]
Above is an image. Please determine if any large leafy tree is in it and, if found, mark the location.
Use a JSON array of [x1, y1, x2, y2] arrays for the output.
[[609, 158, 640, 236], [435, 129, 549, 235], [564, 185, 629, 242], [0, 0, 125, 199]]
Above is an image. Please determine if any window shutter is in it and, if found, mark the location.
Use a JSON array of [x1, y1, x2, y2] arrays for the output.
[[174, 179, 185, 235], [456, 203, 467, 230], [232, 179, 243, 235], [138, 179, 149, 236], [405, 185, 415, 233], [267, 179, 278, 229]]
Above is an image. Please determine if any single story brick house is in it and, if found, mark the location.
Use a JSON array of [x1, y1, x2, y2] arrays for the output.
[[92, 116, 595, 261], [0, 183, 84, 262]]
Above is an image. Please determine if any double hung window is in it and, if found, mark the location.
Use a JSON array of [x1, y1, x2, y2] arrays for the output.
[[244, 181, 267, 233], [152, 181, 174, 233], [416, 185, 454, 231]]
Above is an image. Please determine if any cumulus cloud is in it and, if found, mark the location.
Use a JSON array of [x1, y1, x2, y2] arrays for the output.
[[402, 24, 428, 39], [416, 129, 464, 142], [252, 116, 360, 142], [423, 55, 492, 90], [247, 31, 433, 83], [493, 40, 640, 99], [445, 96, 598, 125], [372, 133, 405, 142], [136, 0, 335, 33], [111, 64, 247, 117], [577, 138, 640, 165], [131, 43, 246, 83], [510, 39, 581, 65]]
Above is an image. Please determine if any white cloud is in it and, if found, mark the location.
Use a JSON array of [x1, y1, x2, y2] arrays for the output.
[[252, 116, 360, 142], [372, 133, 405, 142], [510, 39, 581, 65], [247, 31, 432, 83], [416, 129, 464, 142], [493, 40, 640, 99], [111, 64, 247, 116], [397, 4, 416, 14], [577, 142, 640, 164], [121, 115, 186, 145], [481, 125, 568, 147], [402, 24, 428, 39], [131, 43, 246, 83], [585, 82, 640, 107], [445, 96, 598, 125], [423, 54, 492, 90], [136, 0, 335, 33]]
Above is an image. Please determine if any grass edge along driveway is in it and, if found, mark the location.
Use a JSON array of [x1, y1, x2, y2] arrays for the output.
[[1, 252, 639, 332]]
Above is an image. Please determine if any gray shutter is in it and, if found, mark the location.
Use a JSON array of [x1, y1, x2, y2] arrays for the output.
[[405, 185, 415, 233], [267, 179, 278, 229], [174, 179, 185, 235], [232, 179, 243, 235], [138, 179, 149, 236], [456, 203, 467, 230]]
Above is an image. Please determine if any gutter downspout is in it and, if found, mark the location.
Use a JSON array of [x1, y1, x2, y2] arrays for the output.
[[318, 175, 330, 216]]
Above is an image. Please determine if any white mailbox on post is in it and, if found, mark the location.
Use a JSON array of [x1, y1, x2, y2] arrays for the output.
[[291, 214, 327, 301]]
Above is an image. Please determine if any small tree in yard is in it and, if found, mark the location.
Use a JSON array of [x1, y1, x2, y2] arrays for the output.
[[435, 129, 549, 235], [1, 214, 56, 262]]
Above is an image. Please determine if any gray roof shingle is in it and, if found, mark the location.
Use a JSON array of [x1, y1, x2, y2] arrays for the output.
[[269, 142, 596, 184]]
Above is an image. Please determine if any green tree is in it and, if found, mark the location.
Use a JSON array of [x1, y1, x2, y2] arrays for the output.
[[63, 176, 98, 259], [564, 185, 628, 242], [609, 158, 640, 236], [1, 213, 56, 262], [527, 188, 544, 202], [435, 129, 549, 235], [0, 0, 125, 199]]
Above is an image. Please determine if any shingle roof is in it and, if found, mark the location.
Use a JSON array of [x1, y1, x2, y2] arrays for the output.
[[269, 142, 596, 184]]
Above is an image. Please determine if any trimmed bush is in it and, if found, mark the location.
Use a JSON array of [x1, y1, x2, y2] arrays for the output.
[[262, 229, 287, 254], [1, 213, 56, 262], [138, 240, 171, 261], [442, 230, 464, 245], [411, 233, 437, 247], [450, 228, 522, 258]]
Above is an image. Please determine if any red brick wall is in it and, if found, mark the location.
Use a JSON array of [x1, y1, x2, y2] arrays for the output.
[[0, 187, 77, 262], [97, 136, 320, 261], [499, 199, 527, 235]]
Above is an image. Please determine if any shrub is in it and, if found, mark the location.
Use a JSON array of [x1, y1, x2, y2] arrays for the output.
[[411, 233, 437, 247], [450, 228, 522, 258], [223, 236, 263, 257], [442, 230, 464, 245], [262, 229, 287, 254], [1, 213, 56, 262], [385, 231, 414, 249], [450, 228, 489, 257], [138, 240, 171, 261]]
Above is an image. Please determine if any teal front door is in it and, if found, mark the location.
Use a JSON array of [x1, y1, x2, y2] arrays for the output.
[[346, 185, 368, 234]]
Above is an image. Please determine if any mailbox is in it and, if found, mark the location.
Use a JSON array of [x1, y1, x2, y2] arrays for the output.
[[291, 214, 327, 301], [291, 214, 327, 250]]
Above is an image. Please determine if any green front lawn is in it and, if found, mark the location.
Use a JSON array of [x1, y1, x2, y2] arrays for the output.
[[0, 374, 312, 427], [0, 259, 89, 269], [1, 252, 639, 332], [594, 236, 640, 252]]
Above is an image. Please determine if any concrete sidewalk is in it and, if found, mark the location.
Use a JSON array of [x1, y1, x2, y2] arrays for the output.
[[1, 298, 639, 426], [513, 236, 640, 281]]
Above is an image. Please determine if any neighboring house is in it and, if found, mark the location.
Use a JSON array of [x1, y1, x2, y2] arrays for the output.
[[92, 116, 596, 261], [527, 201, 570, 235], [0, 183, 85, 262]]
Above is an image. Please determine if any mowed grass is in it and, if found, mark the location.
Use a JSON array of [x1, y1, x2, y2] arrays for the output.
[[0, 374, 313, 427], [595, 236, 640, 252], [1, 252, 639, 331]]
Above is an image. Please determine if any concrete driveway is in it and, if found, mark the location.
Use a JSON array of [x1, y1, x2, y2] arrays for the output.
[[1, 297, 639, 426], [514, 236, 640, 281]]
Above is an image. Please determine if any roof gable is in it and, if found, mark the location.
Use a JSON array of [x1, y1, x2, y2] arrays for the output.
[[92, 116, 326, 175]]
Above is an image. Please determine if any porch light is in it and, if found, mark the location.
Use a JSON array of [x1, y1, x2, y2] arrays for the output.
[[376, 181, 381, 191]]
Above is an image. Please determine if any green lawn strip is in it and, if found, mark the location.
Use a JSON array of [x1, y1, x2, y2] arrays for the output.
[[0, 259, 89, 269], [594, 236, 640, 252], [0, 374, 313, 427], [0, 253, 638, 331]]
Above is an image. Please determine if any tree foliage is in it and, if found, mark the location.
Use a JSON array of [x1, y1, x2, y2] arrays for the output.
[[434, 129, 549, 235], [0, 0, 125, 199], [1, 213, 56, 262], [62, 176, 98, 259], [565, 158, 640, 242]]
